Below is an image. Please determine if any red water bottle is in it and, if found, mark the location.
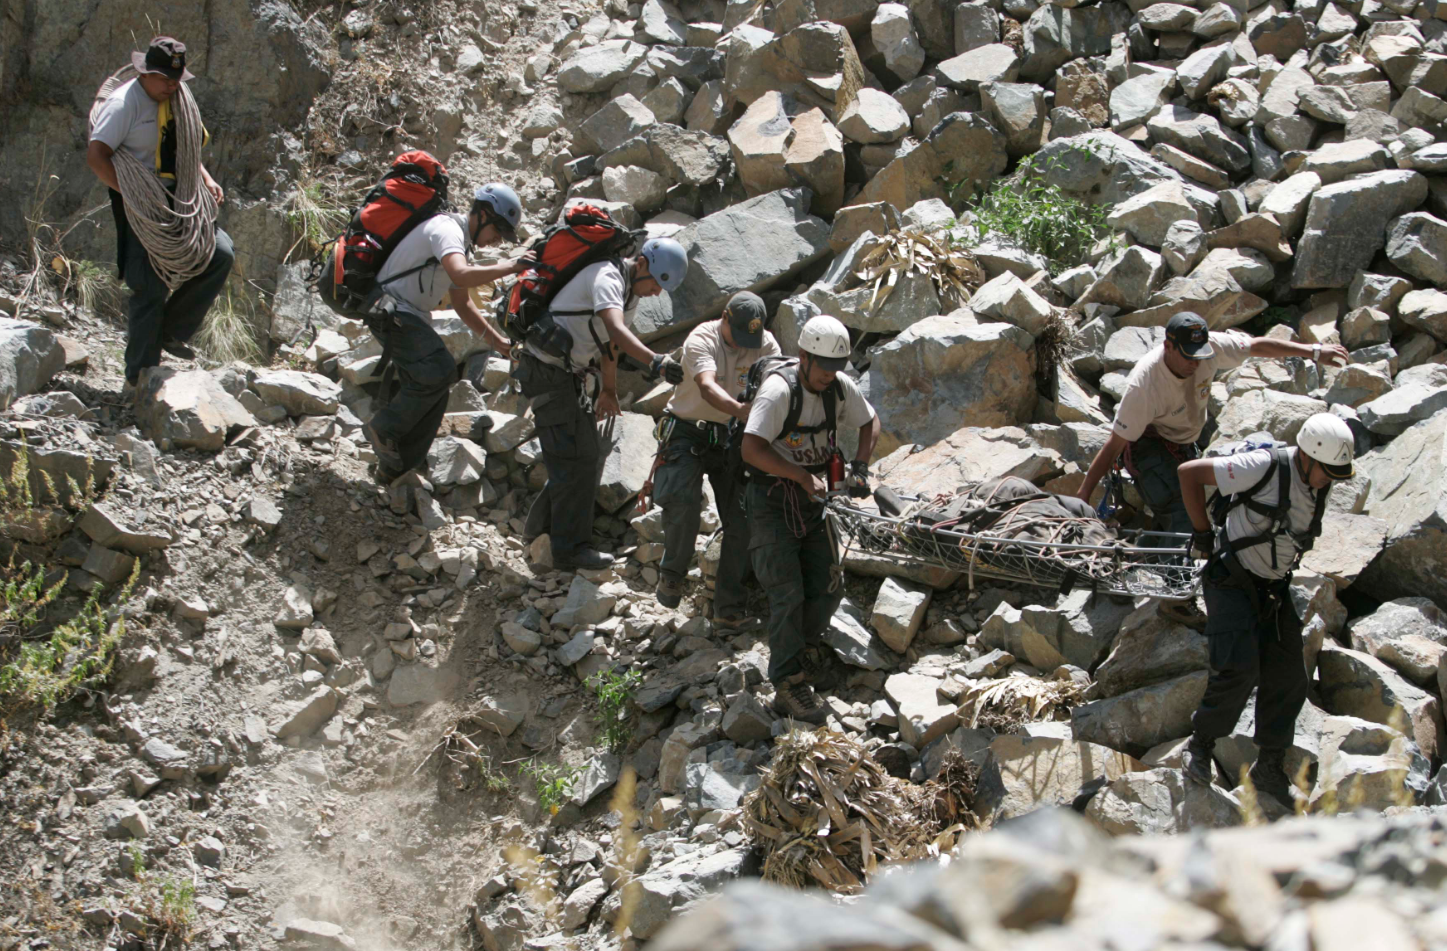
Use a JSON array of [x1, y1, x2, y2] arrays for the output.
[[827, 451, 845, 495]]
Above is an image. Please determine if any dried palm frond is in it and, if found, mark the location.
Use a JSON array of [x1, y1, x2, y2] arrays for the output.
[[742, 728, 981, 894], [958, 675, 1086, 731], [853, 230, 986, 314]]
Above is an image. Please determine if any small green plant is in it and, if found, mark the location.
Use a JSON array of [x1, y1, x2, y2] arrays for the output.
[[0, 560, 138, 712], [951, 151, 1114, 273], [127, 842, 147, 880], [518, 760, 579, 816], [588, 669, 642, 753], [1, 560, 65, 634], [194, 286, 263, 365]]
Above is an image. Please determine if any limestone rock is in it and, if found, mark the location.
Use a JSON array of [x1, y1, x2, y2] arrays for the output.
[[837, 88, 910, 144], [0, 318, 64, 410], [1310, 715, 1429, 810], [1092, 602, 1207, 699], [136, 368, 256, 452], [597, 412, 658, 513], [1070, 672, 1209, 757], [885, 672, 959, 748], [1106, 180, 1196, 249], [273, 686, 339, 739], [249, 369, 340, 416], [1386, 213, 1447, 285], [1085, 767, 1241, 835], [1317, 644, 1445, 760], [1293, 171, 1429, 289], [857, 112, 1008, 212], [558, 40, 649, 93], [870, 578, 931, 654], [873, 426, 1064, 499]]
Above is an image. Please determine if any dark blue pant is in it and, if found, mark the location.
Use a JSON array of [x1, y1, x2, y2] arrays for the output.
[[122, 225, 234, 383], [652, 424, 751, 617], [368, 307, 458, 474], [747, 479, 840, 682], [518, 354, 602, 561], [1191, 558, 1308, 750], [1131, 434, 1196, 534]]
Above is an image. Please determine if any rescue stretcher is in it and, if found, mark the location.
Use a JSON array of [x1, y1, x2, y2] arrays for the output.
[[824, 489, 1199, 600]]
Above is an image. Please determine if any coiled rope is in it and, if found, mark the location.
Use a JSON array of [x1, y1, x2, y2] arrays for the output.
[[89, 65, 217, 290]]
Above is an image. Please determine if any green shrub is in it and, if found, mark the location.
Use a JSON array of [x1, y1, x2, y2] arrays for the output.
[[588, 669, 642, 753], [518, 760, 579, 815]]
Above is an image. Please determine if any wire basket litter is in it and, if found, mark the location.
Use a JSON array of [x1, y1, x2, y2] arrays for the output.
[[826, 499, 1200, 599]]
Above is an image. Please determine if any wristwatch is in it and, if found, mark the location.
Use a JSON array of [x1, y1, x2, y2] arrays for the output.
[[1311, 344, 1322, 362]]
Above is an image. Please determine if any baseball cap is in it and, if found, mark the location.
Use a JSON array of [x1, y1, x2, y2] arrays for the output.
[[132, 37, 194, 81], [724, 292, 767, 349], [1166, 312, 1213, 359]]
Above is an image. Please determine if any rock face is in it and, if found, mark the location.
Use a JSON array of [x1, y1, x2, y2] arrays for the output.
[[1291, 170, 1428, 288], [136, 369, 256, 452], [865, 316, 1037, 456], [0, 319, 64, 410], [1070, 672, 1209, 757], [631, 188, 831, 341], [1358, 412, 1447, 608]]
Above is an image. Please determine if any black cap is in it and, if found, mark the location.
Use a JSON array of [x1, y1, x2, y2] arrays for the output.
[[133, 37, 194, 82], [724, 292, 767, 348], [1166, 311, 1213, 359]]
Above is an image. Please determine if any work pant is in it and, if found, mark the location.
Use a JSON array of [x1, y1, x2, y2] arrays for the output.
[[518, 354, 602, 561], [367, 307, 459, 474], [1191, 556, 1308, 753], [1130, 433, 1197, 535], [747, 478, 840, 682], [122, 224, 234, 383], [651, 422, 751, 617]]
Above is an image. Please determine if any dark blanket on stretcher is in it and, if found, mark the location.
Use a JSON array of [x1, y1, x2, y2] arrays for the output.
[[906, 477, 1115, 547]]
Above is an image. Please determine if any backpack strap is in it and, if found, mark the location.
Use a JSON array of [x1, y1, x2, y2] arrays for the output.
[[779, 366, 805, 441]]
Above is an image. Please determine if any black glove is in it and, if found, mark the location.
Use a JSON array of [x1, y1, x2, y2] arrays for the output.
[[1191, 529, 1215, 560], [846, 460, 870, 499], [649, 354, 685, 385]]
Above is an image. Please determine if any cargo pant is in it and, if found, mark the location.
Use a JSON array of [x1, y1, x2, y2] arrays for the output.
[[1191, 555, 1308, 752], [120, 220, 234, 384], [651, 420, 751, 618], [517, 353, 603, 562], [747, 477, 840, 683], [367, 305, 459, 474], [1129, 433, 1198, 535]]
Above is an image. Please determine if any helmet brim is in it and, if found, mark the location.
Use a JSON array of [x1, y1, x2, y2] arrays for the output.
[[1321, 461, 1354, 480], [807, 354, 848, 372]]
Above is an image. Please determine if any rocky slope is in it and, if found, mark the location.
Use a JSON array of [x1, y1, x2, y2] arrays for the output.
[[3, 0, 1447, 947]]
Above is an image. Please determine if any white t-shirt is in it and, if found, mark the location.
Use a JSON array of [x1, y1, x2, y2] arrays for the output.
[[664, 320, 781, 424], [525, 260, 628, 370], [378, 213, 468, 316], [90, 78, 162, 169], [1215, 446, 1323, 580], [745, 370, 875, 470], [1113, 331, 1253, 445]]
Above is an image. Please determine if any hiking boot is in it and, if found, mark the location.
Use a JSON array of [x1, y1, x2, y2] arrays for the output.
[[161, 338, 197, 360], [1181, 734, 1215, 787], [799, 646, 840, 691], [772, 674, 828, 725], [362, 420, 406, 476], [1248, 747, 1293, 807], [554, 548, 614, 572], [714, 612, 762, 633], [656, 576, 685, 609], [1159, 597, 1208, 632]]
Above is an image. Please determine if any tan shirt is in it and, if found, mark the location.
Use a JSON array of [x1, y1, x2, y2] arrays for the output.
[[664, 320, 781, 424], [1112, 331, 1252, 444]]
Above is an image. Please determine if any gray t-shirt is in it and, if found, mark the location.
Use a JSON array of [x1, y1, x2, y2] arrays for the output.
[[524, 260, 628, 370], [378, 213, 468, 316], [1215, 446, 1323, 580], [90, 78, 162, 169], [744, 370, 875, 470]]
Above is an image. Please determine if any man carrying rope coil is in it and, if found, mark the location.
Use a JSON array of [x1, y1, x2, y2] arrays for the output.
[[87, 37, 233, 389], [741, 315, 879, 724]]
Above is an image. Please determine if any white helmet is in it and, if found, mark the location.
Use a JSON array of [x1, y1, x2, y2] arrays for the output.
[[799, 315, 852, 370], [1297, 413, 1355, 478]]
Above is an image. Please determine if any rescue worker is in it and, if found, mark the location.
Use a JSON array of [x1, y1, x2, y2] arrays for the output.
[[1076, 312, 1349, 534], [361, 184, 532, 482], [652, 292, 781, 619], [1176, 413, 1357, 807], [518, 238, 689, 572], [87, 36, 234, 387], [741, 315, 880, 723]]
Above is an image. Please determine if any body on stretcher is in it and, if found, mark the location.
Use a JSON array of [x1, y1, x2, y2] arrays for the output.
[[825, 477, 1199, 599]]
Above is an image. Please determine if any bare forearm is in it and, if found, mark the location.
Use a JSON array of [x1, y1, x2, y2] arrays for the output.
[[450, 262, 515, 288], [601, 353, 618, 395], [454, 296, 509, 352], [855, 415, 880, 463], [1250, 338, 1311, 359], [699, 379, 748, 421], [1178, 459, 1216, 532]]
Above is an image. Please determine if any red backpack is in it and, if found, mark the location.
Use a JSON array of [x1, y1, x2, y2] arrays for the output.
[[318, 150, 451, 316], [496, 203, 643, 359]]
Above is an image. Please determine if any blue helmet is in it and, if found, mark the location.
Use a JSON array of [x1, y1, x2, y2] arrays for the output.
[[640, 237, 688, 292], [473, 183, 522, 240]]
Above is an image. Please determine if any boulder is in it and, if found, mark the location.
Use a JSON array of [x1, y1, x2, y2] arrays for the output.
[[1358, 412, 1447, 608], [784, 108, 846, 217], [582, 96, 657, 155], [136, 368, 256, 451], [981, 81, 1047, 158], [975, 733, 1142, 822], [1357, 385, 1447, 437], [1214, 697, 1329, 789], [1309, 715, 1430, 810], [857, 112, 1009, 211], [1018, 3, 1126, 81], [967, 273, 1054, 336], [1085, 768, 1241, 835], [1212, 389, 1326, 446], [388, 664, 461, 707], [1110, 69, 1176, 130], [870, 578, 931, 654], [554, 575, 619, 629], [1147, 106, 1249, 174], [1106, 181, 1196, 249], [1348, 598, 1447, 688], [631, 188, 830, 341], [603, 165, 668, 214], [731, 22, 866, 124], [426, 436, 486, 486], [722, 692, 774, 745], [558, 40, 649, 93], [830, 202, 902, 253], [871, 3, 925, 82], [1070, 672, 1209, 757], [1091, 603, 1207, 699], [885, 672, 959, 748], [1292, 171, 1429, 289], [838, 88, 910, 144], [729, 91, 798, 197], [272, 686, 339, 739], [1299, 514, 1387, 590], [824, 600, 896, 671], [865, 316, 1036, 455], [1316, 644, 1445, 761], [873, 426, 1064, 499], [603, 848, 755, 940], [1033, 132, 1183, 206], [935, 43, 1019, 91], [77, 504, 172, 555], [0, 318, 63, 410], [1079, 246, 1164, 311], [600, 124, 733, 189], [1386, 213, 1447, 285], [1258, 171, 1321, 238]]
